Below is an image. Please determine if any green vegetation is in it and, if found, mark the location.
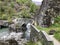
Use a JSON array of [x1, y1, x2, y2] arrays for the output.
[[0, 0, 60, 43], [26, 41, 42, 45], [36, 16, 60, 41], [36, 24, 60, 33], [36, 23, 60, 41], [54, 32, 60, 41], [0, 0, 16, 21], [36, 25, 60, 42], [26, 41, 38, 45], [54, 16, 60, 41], [0, 0, 38, 21], [36, 16, 60, 32]]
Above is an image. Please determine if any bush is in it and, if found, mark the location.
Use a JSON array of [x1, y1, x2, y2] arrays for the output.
[[54, 16, 60, 24]]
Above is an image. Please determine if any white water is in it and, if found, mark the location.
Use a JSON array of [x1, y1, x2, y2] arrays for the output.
[[0, 32, 23, 41], [25, 23, 31, 40], [0, 23, 31, 41]]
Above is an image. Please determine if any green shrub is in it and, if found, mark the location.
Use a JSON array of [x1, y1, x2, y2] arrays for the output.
[[54, 16, 60, 23]]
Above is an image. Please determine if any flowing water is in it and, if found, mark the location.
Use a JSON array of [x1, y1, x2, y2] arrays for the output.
[[0, 23, 31, 40], [0, 28, 9, 37], [25, 23, 31, 40]]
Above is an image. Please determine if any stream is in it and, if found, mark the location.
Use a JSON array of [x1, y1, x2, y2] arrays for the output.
[[0, 28, 9, 37]]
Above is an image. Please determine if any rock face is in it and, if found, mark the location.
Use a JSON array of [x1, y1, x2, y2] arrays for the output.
[[35, 0, 60, 27], [0, 32, 27, 45]]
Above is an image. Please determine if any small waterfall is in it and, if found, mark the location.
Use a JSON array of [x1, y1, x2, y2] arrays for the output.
[[25, 23, 31, 40]]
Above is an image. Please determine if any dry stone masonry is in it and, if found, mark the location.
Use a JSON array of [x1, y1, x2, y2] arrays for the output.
[[30, 25, 53, 45], [0, 20, 53, 45]]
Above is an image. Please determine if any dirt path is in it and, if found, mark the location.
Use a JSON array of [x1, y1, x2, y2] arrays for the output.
[[49, 35, 60, 45]]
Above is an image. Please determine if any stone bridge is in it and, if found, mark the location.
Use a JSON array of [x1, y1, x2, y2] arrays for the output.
[[13, 18, 33, 26], [0, 22, 53, 45], [30, 25, 53, 45], [9, 18, 33, 32]]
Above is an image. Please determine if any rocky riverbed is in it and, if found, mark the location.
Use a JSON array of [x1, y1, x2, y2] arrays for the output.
[[0, 32, 28, 45]]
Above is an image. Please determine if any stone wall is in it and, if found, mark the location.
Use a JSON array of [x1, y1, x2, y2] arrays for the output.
[[9, 18, 33, 32], [30, 25, 40, 42], [30, 25, 53, 45], [40, 31, 53, 45], [13, 18, 33, 26]]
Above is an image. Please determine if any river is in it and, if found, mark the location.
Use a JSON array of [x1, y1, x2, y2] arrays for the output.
[[0, 28, 9, 37]]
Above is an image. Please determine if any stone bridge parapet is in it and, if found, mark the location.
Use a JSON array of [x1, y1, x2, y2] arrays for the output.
[[30, 25, 53, 45]]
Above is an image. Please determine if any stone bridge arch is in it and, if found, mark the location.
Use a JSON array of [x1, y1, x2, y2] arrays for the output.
[[9, 18, 33, 32]]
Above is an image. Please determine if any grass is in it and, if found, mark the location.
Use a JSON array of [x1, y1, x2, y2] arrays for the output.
[[54, 32, 60, 41], [54, 30, 60, 41], [26, 41, 42, 45], [36, 23, 60, 33], [26, 41, 38, 45], [36, 23, 60, 42]]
